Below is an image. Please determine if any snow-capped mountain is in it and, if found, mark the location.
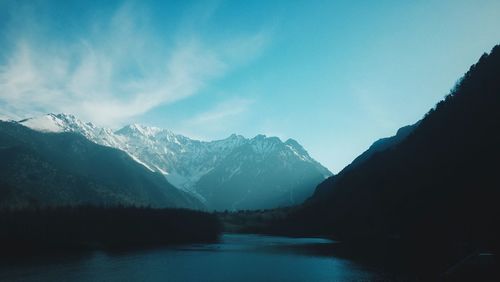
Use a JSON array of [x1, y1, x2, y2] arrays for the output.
[[194, 135, 333, 210], [19, 113, 332, 210]]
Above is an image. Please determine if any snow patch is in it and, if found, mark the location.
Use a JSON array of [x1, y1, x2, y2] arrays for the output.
[[127, 153, 155, 172], [20, 115, 65, 132], [155, 165, 170, 175]]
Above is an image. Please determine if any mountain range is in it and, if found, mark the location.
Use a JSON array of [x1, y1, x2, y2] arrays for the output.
[[12, 113, 331, 210]]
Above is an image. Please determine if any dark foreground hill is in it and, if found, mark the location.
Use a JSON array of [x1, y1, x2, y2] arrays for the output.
[[302, 44, 500, 247], [0, 121, 203, 209], [244, 45, 500, 278]]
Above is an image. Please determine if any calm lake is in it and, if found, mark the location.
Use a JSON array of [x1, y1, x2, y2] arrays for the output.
[[0, 234, 412, 281]]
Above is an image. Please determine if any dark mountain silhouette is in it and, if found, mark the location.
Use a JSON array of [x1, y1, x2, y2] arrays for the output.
[[0, 121, 204, 209], [253, 45, 500, 277], [304, 44, 500, 240]]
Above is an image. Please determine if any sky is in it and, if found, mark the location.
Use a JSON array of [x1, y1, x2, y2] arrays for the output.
[[1, 0, 500, 172]]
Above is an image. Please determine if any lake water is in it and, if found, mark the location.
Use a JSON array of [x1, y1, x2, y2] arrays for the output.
[[0, 234, 406, 281]]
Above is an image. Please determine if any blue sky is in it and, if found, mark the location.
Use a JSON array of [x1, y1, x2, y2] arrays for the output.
[[1, 0, 500, 172]]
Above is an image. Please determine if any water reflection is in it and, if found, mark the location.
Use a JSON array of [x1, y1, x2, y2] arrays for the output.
[[0, 234, 407, 282]]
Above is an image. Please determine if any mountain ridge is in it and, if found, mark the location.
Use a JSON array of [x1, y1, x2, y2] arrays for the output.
[[17, 113, 332, 210]]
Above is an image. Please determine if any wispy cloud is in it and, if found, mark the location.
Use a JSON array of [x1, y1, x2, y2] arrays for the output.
[[0, 2, 269, 127], [177, 97, 254, 139], [186, 97, 254, 125]]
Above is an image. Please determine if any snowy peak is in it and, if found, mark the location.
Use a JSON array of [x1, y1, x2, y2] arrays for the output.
[[116, 123, 164, 138], [115, 124, 188, 148], [210, 134, 247, 150], [244, 135, 316, 164], [225, 133, 246, 143], [21, 113, 90, 133], [20, 113, 124, 149], [285, 138, 312, 159], [249, 135, 281, 155], [285, 138, 303, 150], [19, 113, 68, 133]]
